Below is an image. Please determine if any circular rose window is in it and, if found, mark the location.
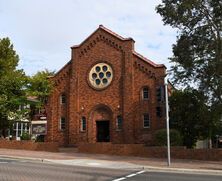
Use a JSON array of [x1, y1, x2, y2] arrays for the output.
[[89, 63, 113, 90]]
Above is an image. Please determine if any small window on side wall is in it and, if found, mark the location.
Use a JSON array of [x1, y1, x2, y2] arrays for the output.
[[116, 115, 122, 130], [60, 94, 66, 104], [142, 87, 149, 100], [143, 113, 150, 128], [60, 117, 66, 130], [81, 116, 86, 131]]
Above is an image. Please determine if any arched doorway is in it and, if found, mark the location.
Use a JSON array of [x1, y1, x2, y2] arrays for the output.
[[89, 104, 113, 142]]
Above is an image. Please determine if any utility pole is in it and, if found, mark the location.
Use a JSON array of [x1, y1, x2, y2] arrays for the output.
[[164, 76, 171, 166]]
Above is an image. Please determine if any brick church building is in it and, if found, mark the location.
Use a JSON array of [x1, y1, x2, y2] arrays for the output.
[[46, 25, 166, 146]]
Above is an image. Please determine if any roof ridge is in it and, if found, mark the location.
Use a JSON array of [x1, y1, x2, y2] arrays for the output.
[[52, 60, 71, 77], [71, 25, 134, 48], [99, 25, 134, 41], [133, 51, 165, 68]]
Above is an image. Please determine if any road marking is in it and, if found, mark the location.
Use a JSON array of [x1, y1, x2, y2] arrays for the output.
[[112, 170, 145, 181], [126, 173, 137, 178], [0, 162, 8, 163], [137, 170, 145, 174], [113, 178, 126, 181]]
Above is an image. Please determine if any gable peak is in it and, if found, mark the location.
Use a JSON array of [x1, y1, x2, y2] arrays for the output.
[[71, 25, 134, 49]]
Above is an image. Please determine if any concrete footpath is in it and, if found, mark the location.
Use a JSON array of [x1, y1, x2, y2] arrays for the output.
[[0, 148, 222, 175]]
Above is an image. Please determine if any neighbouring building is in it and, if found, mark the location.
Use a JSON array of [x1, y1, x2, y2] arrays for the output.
[[46, 25, 166, 146]]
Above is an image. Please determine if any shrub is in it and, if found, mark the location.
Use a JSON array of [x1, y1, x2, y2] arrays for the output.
[[20, 132, 31, 140], [154, 129, 182, 146], [35, 135, 44, 142]]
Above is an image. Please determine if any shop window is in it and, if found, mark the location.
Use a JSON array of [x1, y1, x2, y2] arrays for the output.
[[143, 114, 150, 128], [81, 116, 86, 131], [116, 115, 122, 130], [60, 117, 66, 130]]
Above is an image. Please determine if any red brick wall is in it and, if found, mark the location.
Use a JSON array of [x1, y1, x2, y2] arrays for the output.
[[46, 62, 71, 146], [46, 26, 166, 146], [78, 143, 222, 161], [0, 140, 59, 152]]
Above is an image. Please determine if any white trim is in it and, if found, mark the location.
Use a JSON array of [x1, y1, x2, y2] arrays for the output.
[[31, 120, 47, 124]]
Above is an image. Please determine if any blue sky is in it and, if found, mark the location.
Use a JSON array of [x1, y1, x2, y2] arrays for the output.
[[0, 0, 177, 75]]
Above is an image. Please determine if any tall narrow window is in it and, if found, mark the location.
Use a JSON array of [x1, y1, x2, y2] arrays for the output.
[[156, 86, 164, 102], [60, 117, 66, 130], [60, 94, 66, 104], [142, 87, 149, 100], [81, 116, 86, 131], [156, 107, 162, 118], [143, 114, 150, 128], [116, 115, 122, 130]]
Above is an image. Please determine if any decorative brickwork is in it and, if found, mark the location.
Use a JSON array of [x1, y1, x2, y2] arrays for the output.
[[46, 25, 166, 146]]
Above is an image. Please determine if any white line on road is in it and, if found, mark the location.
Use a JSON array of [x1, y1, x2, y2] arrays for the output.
[[137, 170, 146, 174], [112, 178, 126, 181], [112, 170, 146, 181], [126, 173, 137, 178]]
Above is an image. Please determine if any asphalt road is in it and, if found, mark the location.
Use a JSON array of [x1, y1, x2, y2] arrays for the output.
[[0, 158, 222, 181], [125, 172, 222, 181]]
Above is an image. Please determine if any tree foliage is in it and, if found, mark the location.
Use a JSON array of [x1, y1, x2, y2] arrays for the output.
[[156, 0, 222, 107], [27, 70, 55, 107], [0, 38, 55, 137], [169, 89, 212, 148], [0, 38, 27, 137], [154, 129, 183, 146]]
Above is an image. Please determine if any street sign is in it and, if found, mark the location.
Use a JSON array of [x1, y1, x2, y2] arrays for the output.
[[32, 124, 47, 135]]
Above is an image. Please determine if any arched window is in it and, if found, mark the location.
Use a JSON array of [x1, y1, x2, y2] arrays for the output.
[[142, 87, 149, 100], [60, 94, 66, 104]]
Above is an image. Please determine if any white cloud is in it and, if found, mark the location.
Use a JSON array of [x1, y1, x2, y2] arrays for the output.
[[0, 0, 177, 75]]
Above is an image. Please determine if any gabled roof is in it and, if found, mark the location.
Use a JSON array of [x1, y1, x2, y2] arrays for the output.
[[71, 25, 165, 69], [51, 60, 71, 78], [133, 51, 165, 68], [71, 25, 134, 48]]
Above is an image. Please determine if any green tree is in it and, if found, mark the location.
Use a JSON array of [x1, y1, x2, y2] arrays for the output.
[[27, 70, 55, 108], [154, 129, 183, 146], [169, 89, 211, 148], [0, 38, 28, 137], [156, 0, 222, 113]]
